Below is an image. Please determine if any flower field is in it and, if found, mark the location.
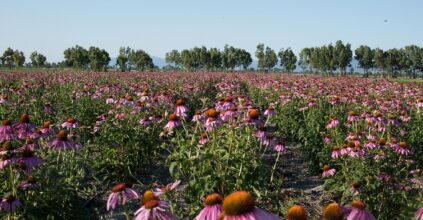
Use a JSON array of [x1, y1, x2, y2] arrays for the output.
[[0, 71, 422, 219]]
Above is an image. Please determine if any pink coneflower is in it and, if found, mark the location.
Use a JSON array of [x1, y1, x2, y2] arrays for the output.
[[199, 133, 209, 145], [38, 121, 52, 138], [323, 203, 350, 220], [107, 183, 139, 211], [348, 146, 365, 158], [164, 114, 181, 131], [192, 111, 204, 122], [50, 130, 75, 150], [346, 200, 375, 220], [154, 180, 181, 197], [13, 114, 37, 139], [347, 111, 359, 123], [106, 95, 115, 104], [222, 96, 235, 110], [415, 207, 423, 220], [125, 96, 135, 106], [0, 193, 21, 212], [44, 104, 52, 114], [322, 165, 336, 177], [0, 154, 16, 169], [139, 117, 152, 126], [364, 140, 377, 149], [330, 96, 340, 105], [195, 193, 223, 220], [378, 138, 386, 148], [255, 127, 268, 139], [331, 147, 341, 159], [152, 115, 163, 123], [340, 144, 351, 155], [134, 199, 176, 220], [274, 140, 286, 153], [0, 95, 8, 105], [220, 191, 280, 220], [19, 149, 43, 172], [0, 120, 16, 142], [61, 117, 78, 129], [247, 108, 264, 127], [286, 204, 308, 220], [19, 139, 39, 151], [261, 134, 276, 147], [264, 106, 276, 117], [222, 108, 238, 122], [394, 142, 411, 155], [19, 176, 38, 189], [324, 134, 332, 143], [175, 99, 189, 118], [326, 118, 339, 129]]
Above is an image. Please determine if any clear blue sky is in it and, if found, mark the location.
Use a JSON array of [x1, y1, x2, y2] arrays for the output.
[[1, 0, 422, 62]]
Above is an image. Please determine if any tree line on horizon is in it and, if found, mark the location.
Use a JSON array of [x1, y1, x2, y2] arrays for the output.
[[1, 42, 423, 78]]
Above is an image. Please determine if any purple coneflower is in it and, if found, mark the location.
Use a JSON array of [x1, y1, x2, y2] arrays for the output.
[[346, 200, 375, 220], [61, 117, 78, 129], [247, 108, 264, 127], [19, 148, 43, 172], [139, 117, 152, 126], [192, 111, 204, 122], [13, 114, 37, 140], [0, 193, 21, 212], [107, 183, 139, 211], [350, 182, 361, 195], [134, 199, 175, 220], [154, 180, 181, 197], [255, 127, 267, 139], [164, 114, 181, 131], [286, 204, 308, 220], [340, 144, 351, 155], [175, 99, 189, 118], [331, 147, 341, 159], [274, 140, 286, 153], [322, 165, 336, 177], [0, 120, 16, 142], [347, 111, 360, 123], [326, 118, 339, 129], [323, 203, 350, 220], [0, 154, 16, 170], [195, 193, 223, 220], [220, 191, 280, 220], [394, 142, 411, 155], [415, 207, 423, 220], [324, 134, 332, 143], [264, 106, 276, 117], [106, 95, 115, 104], [44, 104, 52, 114], [50, 130, 75, 150], [0, 95, 8, 105], [199, 133, 209, 145], [20, 176, 38, 189]]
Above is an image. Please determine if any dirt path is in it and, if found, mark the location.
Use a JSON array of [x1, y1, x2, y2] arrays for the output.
[[280, 144, 332, 218]]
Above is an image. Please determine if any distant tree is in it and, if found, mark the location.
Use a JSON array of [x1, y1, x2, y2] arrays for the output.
[[181, 49, 194, 71], [298, 48, 313, 72], [12, 50, 25, 68], [63, 45, 89, 69], [165, 49, 182, 69], [404, 45, 421, 78], [129, 49, 154, 71], [199, 46, 210, 70], [278, 48, 297, 73], [1, 48, 15, 68], [255, 43, 277, 72], [237, 49, 252, 70], [30, 51, 47, 67], [88, 47, 110, 71], [117, 47, 131, 72], [209, 47, 222, 71], [372, 48, 385, 76], [385, 49, 401, 78], [222, 45, 238, 71], [335, 40, 352, 76], [355, 45, 373, 77]]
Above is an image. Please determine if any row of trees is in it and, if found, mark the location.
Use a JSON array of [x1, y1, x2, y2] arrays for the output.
[[2, 43, 423, 78], [165, 45, 252, 71], [354, 45, 423, 78]]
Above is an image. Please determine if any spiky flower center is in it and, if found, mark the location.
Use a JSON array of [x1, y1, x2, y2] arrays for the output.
[[224, 96, 233, 102], [349, 111, 358, 116], [287, 205, 308, 220], [144, 200, 159, 209], [169, 113, 179, 121], [2, 141, 11, 151], [2, 120, 11, 126], [332, 147, 340, 152], [352, 182, 360, 189], [43, 121, 51, 128], [22, 149, 34, 158], [379, 138, 386, 145], [126, 96, 133, 101], [141, 191, 158, 205], [2, 95, 8, 100], [176, 99, 185, 106], [111, 183, 126, 193], [200, 133, 208, 139], [351, 200, 365, 209], [206, 108, 219, 118], [323, 165, 331, 171], [57, 130, 68, 141], [4, 193, 15, 203], [248, 109, 260, 119], [204, 193, 223, 206], [323, 203, 343, 220], [399, 142, 407, 148], [27, 176, 36, 183], [19, 114, 30, 123], [222, 191, 255, 216], [67, 118, 76, 123]]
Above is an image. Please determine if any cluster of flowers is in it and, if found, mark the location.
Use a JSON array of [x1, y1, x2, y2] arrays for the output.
[[106, 179, 415, 220], [0, 113, 81, 213]]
